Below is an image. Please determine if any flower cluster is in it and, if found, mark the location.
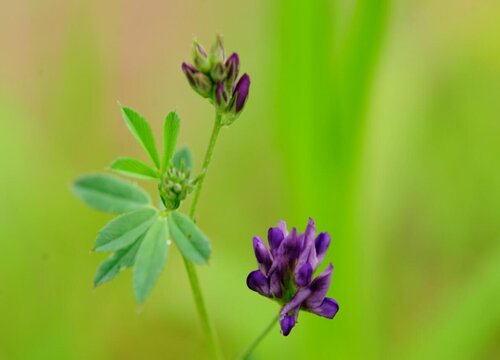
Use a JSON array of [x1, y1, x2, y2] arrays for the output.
[[247, 218, 339, 335], [182, 34, 250, 125]]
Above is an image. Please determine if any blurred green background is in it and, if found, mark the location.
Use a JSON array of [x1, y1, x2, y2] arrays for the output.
[[1, 0, 499, 359]]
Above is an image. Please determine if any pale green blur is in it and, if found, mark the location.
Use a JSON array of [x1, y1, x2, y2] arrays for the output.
[[0, 0, 499, 359]]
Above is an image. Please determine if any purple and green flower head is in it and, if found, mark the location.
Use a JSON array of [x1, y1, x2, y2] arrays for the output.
[[247, 218, 339, 336], [182, 34, 250, 125]]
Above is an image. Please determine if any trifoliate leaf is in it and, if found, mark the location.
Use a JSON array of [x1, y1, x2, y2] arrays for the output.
[[172, 147, 193, 172], [94, 236, 143, 287], [133, 217, 169, 303], [121, 106, 160, 169], [168, 211, 211, 264], [73, 174, 151, 213], [110, 157, 160, 180], [94, 208, 157, 252], [162, 111, 180, 174]]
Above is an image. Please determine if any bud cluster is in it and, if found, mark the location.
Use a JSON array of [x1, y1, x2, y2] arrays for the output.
[[159, 165, 196, 210], [182, 34, 251, 125]]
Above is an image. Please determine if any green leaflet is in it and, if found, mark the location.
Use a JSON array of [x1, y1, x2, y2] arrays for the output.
[[168, 211, 211, 264], [162, 111, 180, 174], [94, 236, 143, 287], [94, 208, 157, 252], [133, 217, 169, 303], [73, 173, 151, 213], [110, 157, 160, 180], [172, 147, 193, 172], [121, 106, 160, 169]]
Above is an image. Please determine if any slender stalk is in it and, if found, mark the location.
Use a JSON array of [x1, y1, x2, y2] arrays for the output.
[[182, 112, 223, 360], [189, 112, 222, 219], [182, 258, 221, 359], [238, 314, 279, 360]]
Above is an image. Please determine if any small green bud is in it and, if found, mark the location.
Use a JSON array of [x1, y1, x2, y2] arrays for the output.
[[210, 34, 225, 65], [192, 40, 211, 73], [159, 166, 196, 210], [210, 62, 225, 82], [193, 72, 213, 98]]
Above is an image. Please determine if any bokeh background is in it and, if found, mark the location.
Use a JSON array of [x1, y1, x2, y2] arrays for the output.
[[1, 0, 499, 359]]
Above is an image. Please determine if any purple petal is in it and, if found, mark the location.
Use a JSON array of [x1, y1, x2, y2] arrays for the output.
[[224, 52, 239, 84], [267, 227, 284, 255], [268, 267, 283, 298], [278, 221, 289, 236], [246, 270, 270, 297], [308, 297, 339, 319], [315, 232, 331, 264], [279, 287, 311, 336], [304, 264, 333, 309], [295, 218, 318, 272], [304, 218, 316, 248], [295, 261, 313, 287], [232, 74, 250, 113], [280, 313, 296, 336], [282, 228, 301, 262], [281, 287, 311, 315], [253, 236, 272, 274]]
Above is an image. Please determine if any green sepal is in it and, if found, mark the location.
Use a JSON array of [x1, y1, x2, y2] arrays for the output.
[[94, 208, 157, 252], [168, 211, 211, 264], [73, 173, 151, 213]]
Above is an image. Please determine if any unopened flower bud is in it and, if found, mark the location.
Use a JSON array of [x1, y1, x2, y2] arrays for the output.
[[181, 62, 198, 88], [223, 73, 250, 125], [224, 53, 240, 89], [210, 34, 225, 65], [192, 40, 210, 73], [182, 61, 213, 98], [192, 72, 213, 98], [210, 62, 225, 82], [215, 81, 228, 111]]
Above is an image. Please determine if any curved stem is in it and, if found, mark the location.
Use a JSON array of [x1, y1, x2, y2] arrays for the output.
[[238, 314, 279, 360], [182, 112, 223, 360]]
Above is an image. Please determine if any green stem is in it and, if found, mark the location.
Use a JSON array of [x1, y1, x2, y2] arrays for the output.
[[189, 113, 222, 219], [182, 112, 223, 360], [238, 314, 279, 360]]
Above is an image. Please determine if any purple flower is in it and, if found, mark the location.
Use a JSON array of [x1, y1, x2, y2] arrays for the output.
[[247, 218, 339, 336]]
